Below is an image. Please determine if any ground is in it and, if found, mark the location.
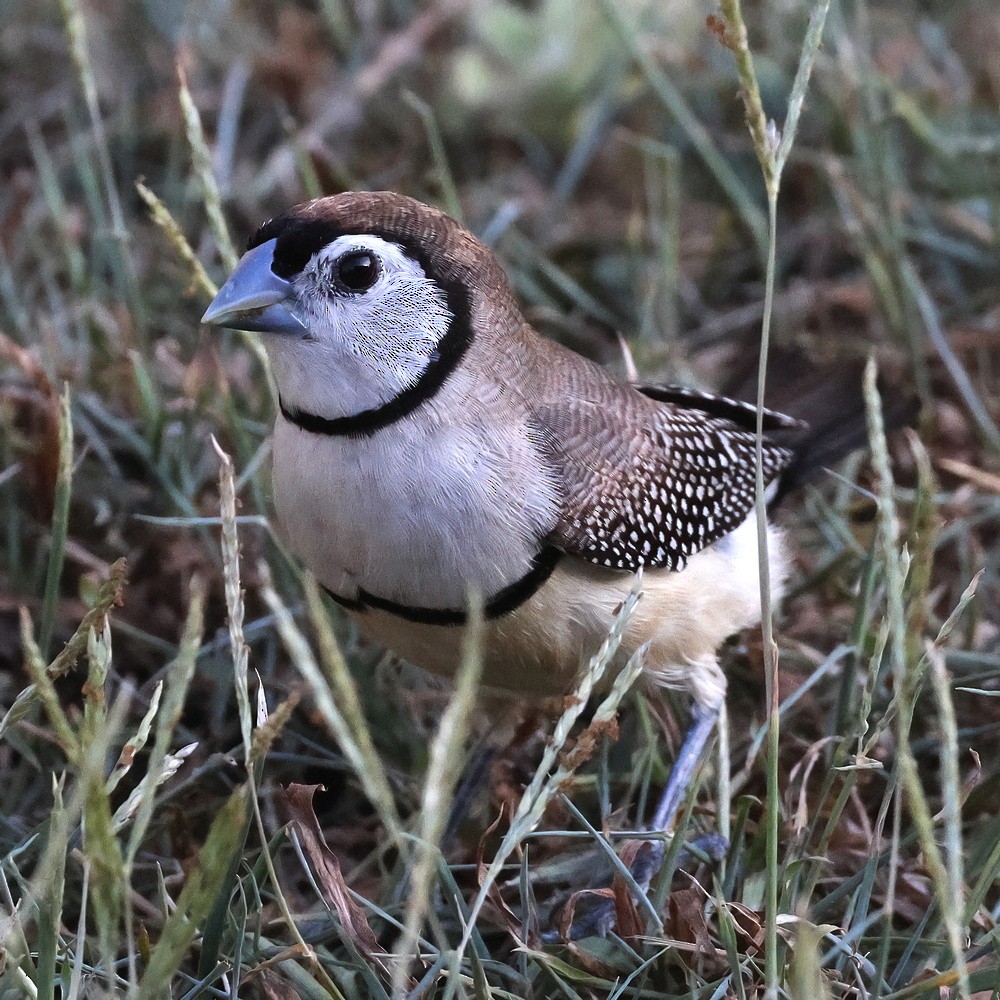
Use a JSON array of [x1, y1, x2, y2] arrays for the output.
[[1, 1, 999, 998]]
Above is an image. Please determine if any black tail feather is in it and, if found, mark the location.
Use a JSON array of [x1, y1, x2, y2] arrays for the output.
[[721, 350, 919, 508]]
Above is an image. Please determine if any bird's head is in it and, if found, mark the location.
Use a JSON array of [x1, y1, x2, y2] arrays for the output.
[[202, 191, 519, 420]]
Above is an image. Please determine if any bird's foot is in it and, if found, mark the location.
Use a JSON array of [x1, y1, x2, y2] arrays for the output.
[[543, 831, 728, 942], [543, 700, 726, 941]]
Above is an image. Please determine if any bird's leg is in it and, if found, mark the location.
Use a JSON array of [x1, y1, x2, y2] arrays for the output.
[[628, 699, 724, 892], [560, 698, 724, 940], [442, 740, 496, 848], [651, 699, 721, 834]]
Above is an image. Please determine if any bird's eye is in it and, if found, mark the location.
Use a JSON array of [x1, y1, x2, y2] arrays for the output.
[[336, 250, 380, 292]]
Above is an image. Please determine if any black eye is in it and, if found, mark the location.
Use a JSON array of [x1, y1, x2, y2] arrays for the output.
[[336, 250, 380, 292]]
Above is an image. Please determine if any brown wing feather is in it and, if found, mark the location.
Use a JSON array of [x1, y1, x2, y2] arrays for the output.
[[524, 341, 794, 572]]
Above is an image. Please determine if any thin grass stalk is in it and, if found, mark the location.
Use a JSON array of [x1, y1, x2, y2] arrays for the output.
[[136, 786, 251, 997], [718, 1, 773, 189], [213, 437, 252, 766], [392, 599, 483, 996], [135, 180, 277, 416], [864, 359, 970, 998], [717, 4, 831, 994], [124, 581, 205, 864], [757, 188, 782, 1000], [203, 439, 257, 983], [153, 102, 279, 525], [302, 574, 404, 844], [18, 625, 128, 990], [264, 576, 405, 846], [135, 181, 215, 299], [57, 0, 143, 333], [838, 0, 934, 413], [39, 386, 72, 661], [7, 966, 40, 999], [457, 581, 644, 961], [66, 862, 90, 1000], [718, 0, 782, 983], [35, 777, 67, 1000], [80, 701, 129, 991], [123, 580, 205, 991], [58, 0, 125, 240], [774, 1, 833, 174], [24, 123, 86, 294], [178, 65, 238, 271], [901, 261, 1000, 452], [717, 700, 731, 873], [927, 644, 968, 954], [20, 609, 78, 762], [402, 91, 463, 223], [0, 861, 36, 980], [213, 441, 344, 997]]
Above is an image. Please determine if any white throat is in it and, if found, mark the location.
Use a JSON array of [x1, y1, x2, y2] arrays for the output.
[[267, 235, 454, 420]]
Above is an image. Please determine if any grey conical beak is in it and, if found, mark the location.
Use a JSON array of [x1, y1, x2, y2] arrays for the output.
[[201, 238, 308, 335]]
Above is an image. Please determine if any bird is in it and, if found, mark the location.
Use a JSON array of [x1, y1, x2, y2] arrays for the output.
[[201, 190, 824, 923]]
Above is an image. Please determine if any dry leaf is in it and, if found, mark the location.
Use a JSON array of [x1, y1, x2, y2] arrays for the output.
[[727, 901, 764, 954], [476, 806, 525, 939], [609, 840, 646, 938], [279, 783, 386, 971], [665, 886, 714, 957], [249, 967, 301, 1000], [0, 332, 59, 520]]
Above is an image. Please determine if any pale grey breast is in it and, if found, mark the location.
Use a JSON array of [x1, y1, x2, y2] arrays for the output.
[[271, 371, 561, 609]]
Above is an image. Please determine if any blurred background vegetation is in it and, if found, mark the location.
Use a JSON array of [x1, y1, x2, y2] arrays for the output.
[[1, 0, 999, 997]]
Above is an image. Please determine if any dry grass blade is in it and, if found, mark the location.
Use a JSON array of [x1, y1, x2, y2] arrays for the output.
[[124, 578, 206, 862], [459, 578, 643, 959], [178, 64, 238, 271], [213, 435, 252, 766], [392, 597, 484, 997], [716, 4, 832, 994], [266, 574, 405, 845], [137, 786, 251, 996], [38, 385, 72, 661], [135, 180, 215, 299], [865, 358, 971, 1000]]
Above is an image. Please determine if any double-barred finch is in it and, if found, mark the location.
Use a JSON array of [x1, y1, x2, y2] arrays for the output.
[[203, 191, 831, 932]]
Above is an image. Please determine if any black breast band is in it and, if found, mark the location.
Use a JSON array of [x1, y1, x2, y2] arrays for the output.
[[323, 547, 561, 626]]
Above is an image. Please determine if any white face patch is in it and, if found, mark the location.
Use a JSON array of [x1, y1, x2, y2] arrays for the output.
[[267, 234, 455, 420]]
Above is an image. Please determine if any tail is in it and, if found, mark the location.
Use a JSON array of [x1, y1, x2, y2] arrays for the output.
[[722, 349, 919, 508]]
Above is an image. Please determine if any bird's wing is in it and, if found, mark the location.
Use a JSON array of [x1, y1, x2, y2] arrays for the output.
[[634, 383, 805, 433], [530, 373, 795, 572]]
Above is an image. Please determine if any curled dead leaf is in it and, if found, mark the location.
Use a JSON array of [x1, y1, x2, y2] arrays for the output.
[[727, 901, 764, 954], [610, 839, 646, 938], [476, 805, 528, 941], [665, 886, 714, 957], [278, 783, 388, 975]]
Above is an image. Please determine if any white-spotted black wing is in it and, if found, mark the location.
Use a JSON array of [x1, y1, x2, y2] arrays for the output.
[[538, 385, 796, 573]]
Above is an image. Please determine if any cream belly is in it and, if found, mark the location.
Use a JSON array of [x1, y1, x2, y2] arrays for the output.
[[335, 516, 789, 707]]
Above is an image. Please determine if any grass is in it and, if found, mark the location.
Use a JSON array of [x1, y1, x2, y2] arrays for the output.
[[2, 0, 1000, 997]]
